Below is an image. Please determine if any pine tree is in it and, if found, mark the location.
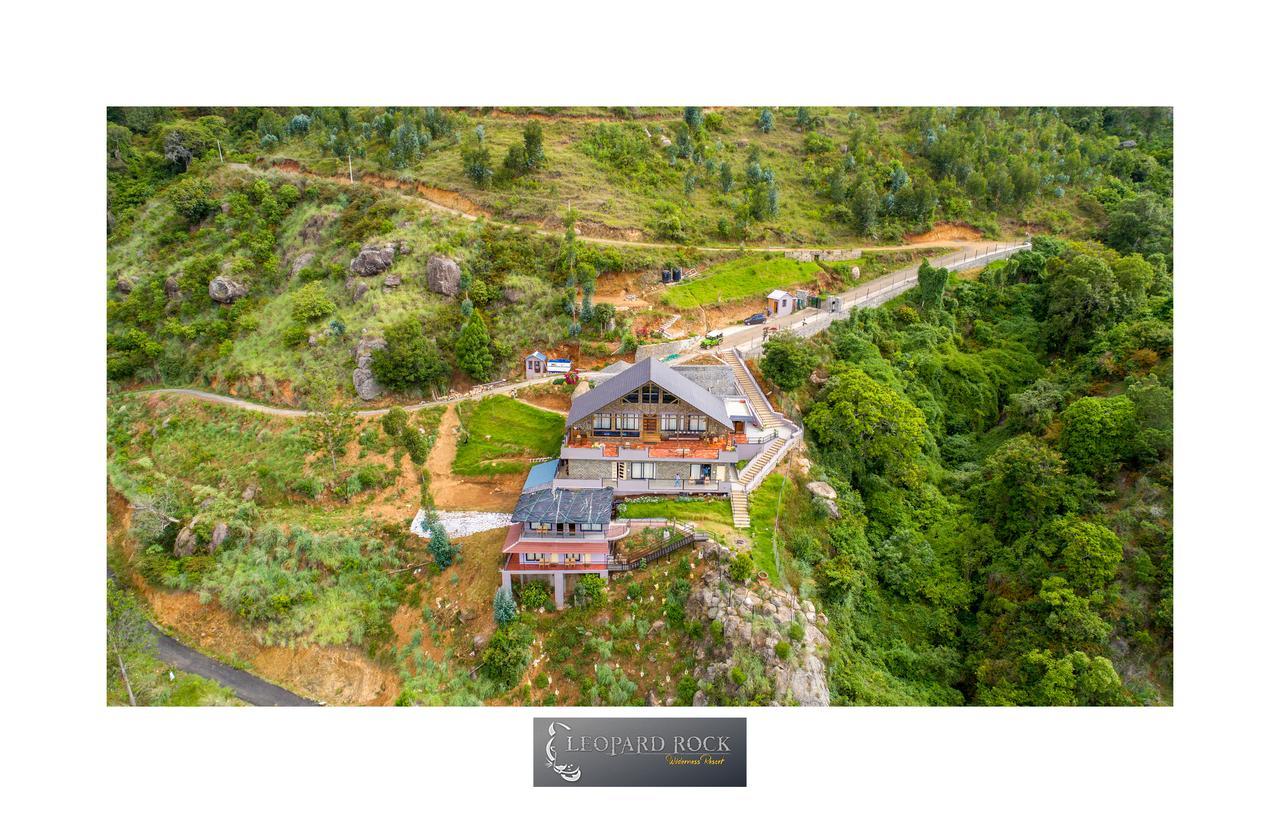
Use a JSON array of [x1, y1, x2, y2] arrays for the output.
[[684, 106, 704, 131], [455, 313, 494, 380], [719, 161, 733, 193], [493, 587, 517, 625], [757, 108, 774, 133], [427, 518, 459, 569], [522, 121, 545, 169]]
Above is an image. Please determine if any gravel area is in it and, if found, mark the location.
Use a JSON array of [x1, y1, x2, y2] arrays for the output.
[[411, 508, 512, 539]]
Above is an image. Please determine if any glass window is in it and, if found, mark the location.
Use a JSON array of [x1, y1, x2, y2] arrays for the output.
[[528, 521, 552, 532], [661, 391, 680, 404], [688, 415, 707, 432], [629, 462, 656, 479], [593, 413, 612, 430], [660, 414, 680, 431], [618, 414, 640, 431]]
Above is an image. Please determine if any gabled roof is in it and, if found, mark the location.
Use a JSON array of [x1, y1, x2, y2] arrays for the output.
[[512, 487, 614, 525], [565, 357, 733, 428], [767, 289, 791, 300], [526, 350, 547, 361]]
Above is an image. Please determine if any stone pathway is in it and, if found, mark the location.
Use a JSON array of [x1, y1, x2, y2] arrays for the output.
[[411, 508, 512, 539]]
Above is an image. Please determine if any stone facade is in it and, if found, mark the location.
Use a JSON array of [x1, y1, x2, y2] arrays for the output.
[[564, 459, 724, 481]]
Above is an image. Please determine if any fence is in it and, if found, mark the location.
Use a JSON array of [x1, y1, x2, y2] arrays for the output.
[[607, 520, 706, 572]]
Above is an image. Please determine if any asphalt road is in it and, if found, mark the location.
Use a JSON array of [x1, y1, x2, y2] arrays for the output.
[[149, 623, 320, 706]]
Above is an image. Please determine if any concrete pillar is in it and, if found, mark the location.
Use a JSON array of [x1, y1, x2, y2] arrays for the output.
[[501, 570, 511, 593], [553, 573, 566, 609]]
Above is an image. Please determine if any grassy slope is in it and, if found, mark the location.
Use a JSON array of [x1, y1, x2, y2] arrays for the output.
[[452, 396, 565, 476], [747, 473, 789, 585]]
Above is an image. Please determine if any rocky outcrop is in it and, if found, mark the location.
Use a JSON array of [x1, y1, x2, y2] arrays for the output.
[[289, 251, 315, 278], [115, 275, 135, 294], [806, 481, 839, 518], [349, 242, 397, 276], [164, 276, 182, 300], [426, 255, 461, 297], [345, 277, 369, 303], [686, 536, 830, 706], [382, 274, 402, 291], [174, 519, 198, 557], [208, 276, 248, 304], [352, 335, 387, 400], [299, 212, 335, 245], [210, 522, 229, 552]]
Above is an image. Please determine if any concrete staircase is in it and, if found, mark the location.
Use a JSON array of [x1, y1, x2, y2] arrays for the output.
[[729, 489, 751, 528], [722, 352, 782, 430], [739, 436, 786, 485]]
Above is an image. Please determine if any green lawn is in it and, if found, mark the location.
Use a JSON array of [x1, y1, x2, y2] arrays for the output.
[[661, 255, 822, 309], [747, 473, 789, 585], [452, 396, 565, 476], [615, 497, 734, 525]]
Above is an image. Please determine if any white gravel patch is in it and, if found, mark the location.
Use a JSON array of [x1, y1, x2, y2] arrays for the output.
[[411, 508, 512, 540]]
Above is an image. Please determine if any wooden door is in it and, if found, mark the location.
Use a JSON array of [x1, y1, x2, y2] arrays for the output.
[[642, 415, 659, 440]]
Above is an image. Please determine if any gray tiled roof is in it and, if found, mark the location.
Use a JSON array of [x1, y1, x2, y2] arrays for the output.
[[671, 365, 741, 398], [567, 357, 734, 428], [512, 487, 614, 524]]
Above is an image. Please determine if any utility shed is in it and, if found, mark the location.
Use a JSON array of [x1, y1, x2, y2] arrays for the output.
[[767, 289, 795, 317], [525, 351, 548, 379]]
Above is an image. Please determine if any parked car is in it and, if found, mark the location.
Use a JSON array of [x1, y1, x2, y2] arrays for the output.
[[743, 312, 767, 326], [700, 330, 725, 349]]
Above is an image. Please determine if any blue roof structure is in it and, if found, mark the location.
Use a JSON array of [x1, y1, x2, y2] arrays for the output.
[[521, 459, 559, 493]]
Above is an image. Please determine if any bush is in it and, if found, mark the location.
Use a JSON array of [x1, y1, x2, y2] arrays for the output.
[[516, 579, 552, 610], [290, 282, 336, 322], [479, 621, 533, 690], [167, 177, 217, 225], [382, 406, 409, 438], [402, 429, 429, 465], [774, 640, 793, 660], [573, 574, 606, 608], [728, 553, 755, 582]]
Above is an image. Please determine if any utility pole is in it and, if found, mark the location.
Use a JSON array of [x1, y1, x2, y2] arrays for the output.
[[348, 154, 354, 184], [216, 139, 223, 163]]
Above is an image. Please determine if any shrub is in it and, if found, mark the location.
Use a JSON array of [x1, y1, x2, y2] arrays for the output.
[[788, 620, 805, 642], [402, 430, 429, 465], [382, 406, 409, 438], [676, 675, 699, 705], [573, 574, 606, 608], [728, 553, 754, 582], [516, 579, 552, 610], [774, 640, 793, 660], [291, 282, 336, 323], [167, 177, 217, 225], [479, 621, 533, 689]]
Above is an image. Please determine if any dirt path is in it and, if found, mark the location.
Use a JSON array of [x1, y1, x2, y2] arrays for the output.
[[242, 160, 1006, 254], [425, 404, 524, 512]]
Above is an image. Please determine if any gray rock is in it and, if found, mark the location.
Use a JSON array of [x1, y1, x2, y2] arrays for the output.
[[646, 690, 660, 707], [426, 255, 461, 297], [472, 633, 489, 651], [352, 336, 387, 400], [300, 212, 335, 245], [115, 275, 134, 294], [210, 522, 229, 552], [818, 498, 840, 519], [174, 520, 198, 557], [382, 274, 402, 290], [349, 242, 397, 276], [290, 251, 316, 278], [806, 481, 837, 500], [502, 286, 525, 304], [164, 276, 181, 299], [692, 690, 707, 706], [208, 276, 248, 304], [345, 278, 369, 303], [241, 485, 258, 502]]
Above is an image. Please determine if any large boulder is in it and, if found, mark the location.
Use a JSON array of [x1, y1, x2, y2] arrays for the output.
[[114, 275, 135, 294], [210, 523, 229, 552], [164, 276, 182, 300], [174, 520, 198, 557], [353, 335, 387, 401], [806, 481, 837, 500], [208, 276, 248, 304], [382, 274, 402, 291], [426, 255, 461, 297], [299, 212, 335, 245], [289, 251, 316, 278], [350, 242, 397, 276], [345, 278, 369, 303]]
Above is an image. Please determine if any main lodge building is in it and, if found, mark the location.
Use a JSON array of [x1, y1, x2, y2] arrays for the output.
[[500, 355, 795, 607]]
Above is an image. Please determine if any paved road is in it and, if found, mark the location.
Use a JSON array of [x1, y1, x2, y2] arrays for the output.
[[108, 569, 318, 706], [150, 624, 319, 706]]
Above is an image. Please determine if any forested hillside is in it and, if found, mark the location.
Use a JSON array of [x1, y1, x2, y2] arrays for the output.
[[757, 236, 1173, 703]]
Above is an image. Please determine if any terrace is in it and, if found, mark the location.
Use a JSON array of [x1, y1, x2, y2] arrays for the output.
[[563, 432, 752, 459]]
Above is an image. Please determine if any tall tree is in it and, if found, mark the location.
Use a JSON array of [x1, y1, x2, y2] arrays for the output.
[[455, 313, 494, 380]]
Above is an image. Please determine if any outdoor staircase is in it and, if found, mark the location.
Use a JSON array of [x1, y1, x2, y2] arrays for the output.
[[721, 352, 782, 429], [739, 436, 786, 484], [730, 489, 751, 528]]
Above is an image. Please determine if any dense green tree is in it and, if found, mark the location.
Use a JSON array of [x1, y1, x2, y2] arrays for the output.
[[1058, 395, 1137, 478], [381, 406, 409, 438], [462, 139, 493, 187], [1007, 379, 1066, 434], [166, 177, 217, 225], [757, 108, 774, 132], [1105, 191, 1172, 256], [427, 517, 459, 568], [1038, 516, 1123, 593], [805, 369, 932, 488], [371, 317, 452, 394], [719, 161, 733, 193], [455, 313, 494, 380], [974, 435, 1078, 542], [683, 106, 703, 131], [522, 121, 545, 169], [480, 620, 533, 689], [1045, 252, 1122, 352], [916, 259, 948, 313], [290, 282, 336, 322], [761, 333, 814, 391]]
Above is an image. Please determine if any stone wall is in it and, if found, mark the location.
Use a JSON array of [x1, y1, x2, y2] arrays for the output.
[[783, 248, 862, 263], [564, 459, 616, 479]]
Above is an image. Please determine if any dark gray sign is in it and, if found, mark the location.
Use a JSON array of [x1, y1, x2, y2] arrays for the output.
[[533, 717, 746, 787]]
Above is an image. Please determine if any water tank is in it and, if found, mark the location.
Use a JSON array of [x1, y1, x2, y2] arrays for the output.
[[661, 269, 672, 283], [672, 267, 683, 282]]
